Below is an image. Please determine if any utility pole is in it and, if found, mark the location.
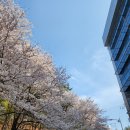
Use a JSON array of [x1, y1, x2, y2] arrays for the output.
[[108, 118, 124, 130], [118, 118, 123, 130]]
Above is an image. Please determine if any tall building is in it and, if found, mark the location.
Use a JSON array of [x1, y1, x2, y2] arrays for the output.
[[103, 0, 130, 116]]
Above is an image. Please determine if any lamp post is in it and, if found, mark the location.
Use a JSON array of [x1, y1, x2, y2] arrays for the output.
[[108, 118, 123, 130]]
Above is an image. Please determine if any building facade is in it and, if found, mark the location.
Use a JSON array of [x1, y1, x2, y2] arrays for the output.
[[103, 0, 130, 116]]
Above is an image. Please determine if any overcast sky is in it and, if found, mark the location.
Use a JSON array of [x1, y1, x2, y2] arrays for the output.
[[16, 0, 129, 129]]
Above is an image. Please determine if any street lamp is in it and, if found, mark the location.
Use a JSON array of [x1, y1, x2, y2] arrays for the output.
[[107, 118, 124, 130]]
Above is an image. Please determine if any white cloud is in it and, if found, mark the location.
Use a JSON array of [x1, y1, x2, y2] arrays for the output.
[[93, 85, 123, 108], [79, 83, 123, 109], [70, 68, 96, 88], [90, 48, 113, 73]]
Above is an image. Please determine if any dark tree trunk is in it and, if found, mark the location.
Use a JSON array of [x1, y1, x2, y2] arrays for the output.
[[11, 113, 21, 130]]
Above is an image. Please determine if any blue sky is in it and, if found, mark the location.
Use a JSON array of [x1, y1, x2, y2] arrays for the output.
[[16, 0, 129, 129]]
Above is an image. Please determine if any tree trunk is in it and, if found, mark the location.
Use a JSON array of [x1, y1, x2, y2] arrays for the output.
[[11, 113, 21, 130]]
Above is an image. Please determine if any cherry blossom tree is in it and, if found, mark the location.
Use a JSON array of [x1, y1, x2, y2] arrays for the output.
[[0, 0, 109, 130]]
